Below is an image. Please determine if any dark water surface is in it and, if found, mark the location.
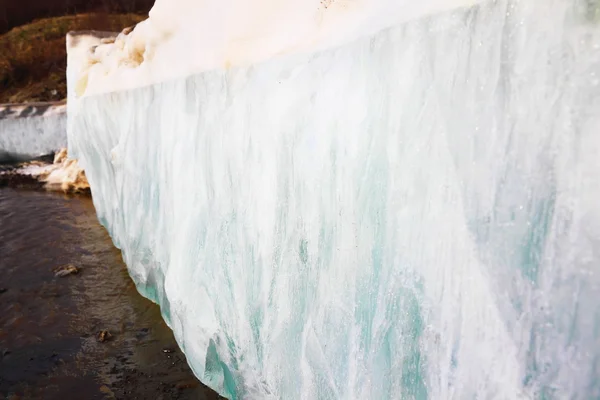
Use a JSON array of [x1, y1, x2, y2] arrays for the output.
[[0, 188, 222, 399]]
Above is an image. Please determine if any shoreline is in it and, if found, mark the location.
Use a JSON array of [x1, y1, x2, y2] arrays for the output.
[[0, 149, 90, 194], [0, 187, 223, 399]]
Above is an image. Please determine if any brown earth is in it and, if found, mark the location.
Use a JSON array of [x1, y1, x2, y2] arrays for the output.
[[0, 0, 153, 34], [0, 13, 145, 103]]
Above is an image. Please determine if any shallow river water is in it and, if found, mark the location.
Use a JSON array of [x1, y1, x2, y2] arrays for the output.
[[0, 188, 222, 400]]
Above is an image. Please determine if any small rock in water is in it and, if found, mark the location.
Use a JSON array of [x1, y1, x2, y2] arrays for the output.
[[175, 379, 199, 390], [136, 327, 150, 339], [54, 264, 79, 277], [99, 385, 114, 396], [162, 348, 174, 354], [97, 330, 113, 343]]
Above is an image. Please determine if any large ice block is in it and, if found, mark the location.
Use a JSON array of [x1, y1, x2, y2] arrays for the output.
[[68, 0, 600, 398], [0, 102, 67, 162]]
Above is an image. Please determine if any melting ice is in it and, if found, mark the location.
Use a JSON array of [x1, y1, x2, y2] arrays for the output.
[[68, 0, 600, 398], [0, 103, 67, 161]]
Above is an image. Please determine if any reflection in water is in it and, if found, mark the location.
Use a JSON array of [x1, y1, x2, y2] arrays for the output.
[[0, 188, 221, 399]]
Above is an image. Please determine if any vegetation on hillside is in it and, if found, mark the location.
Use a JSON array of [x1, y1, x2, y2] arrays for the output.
[[1, 0, 153, 34], [0, 13, 145, 103]]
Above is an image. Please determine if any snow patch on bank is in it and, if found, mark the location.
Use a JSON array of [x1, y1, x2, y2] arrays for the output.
[[1, 148, 89, 193]]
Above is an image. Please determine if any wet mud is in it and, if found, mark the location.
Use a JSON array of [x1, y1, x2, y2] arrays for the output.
[[0, 188, 223, 399]]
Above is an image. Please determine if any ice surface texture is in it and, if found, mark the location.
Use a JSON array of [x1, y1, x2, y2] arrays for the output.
[[76, 0, 480, 95], [0, 105, 67, 160], [69, 1, 600, 398]]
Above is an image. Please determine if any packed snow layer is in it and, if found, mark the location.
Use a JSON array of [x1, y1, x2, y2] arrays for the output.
[[75, 0, 481, 96], [69, 0, 600, 398], [66, 30, 121, 98], [0, 102, 67, 162]]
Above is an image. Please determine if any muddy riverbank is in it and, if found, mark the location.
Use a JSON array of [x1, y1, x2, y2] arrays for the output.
[[0, 188, 223, 399]]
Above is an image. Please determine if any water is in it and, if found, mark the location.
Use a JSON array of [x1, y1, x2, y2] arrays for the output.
[[0, 188, 222, 399]]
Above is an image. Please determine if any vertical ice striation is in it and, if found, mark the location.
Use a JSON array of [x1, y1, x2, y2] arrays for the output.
[[68, 0, 600, 398], [0, 102, 67, 161]]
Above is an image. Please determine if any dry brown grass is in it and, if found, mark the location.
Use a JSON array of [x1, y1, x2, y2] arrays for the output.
[[0, 13, 145, 103]]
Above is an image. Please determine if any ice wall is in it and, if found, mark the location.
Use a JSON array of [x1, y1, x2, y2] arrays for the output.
[[0, 102, 67, 162], [75, 0, 481, 96], [68, 0, 600, 398]]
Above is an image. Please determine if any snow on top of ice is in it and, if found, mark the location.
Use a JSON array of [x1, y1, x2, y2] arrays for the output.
[[69, 0, 480, 97]]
